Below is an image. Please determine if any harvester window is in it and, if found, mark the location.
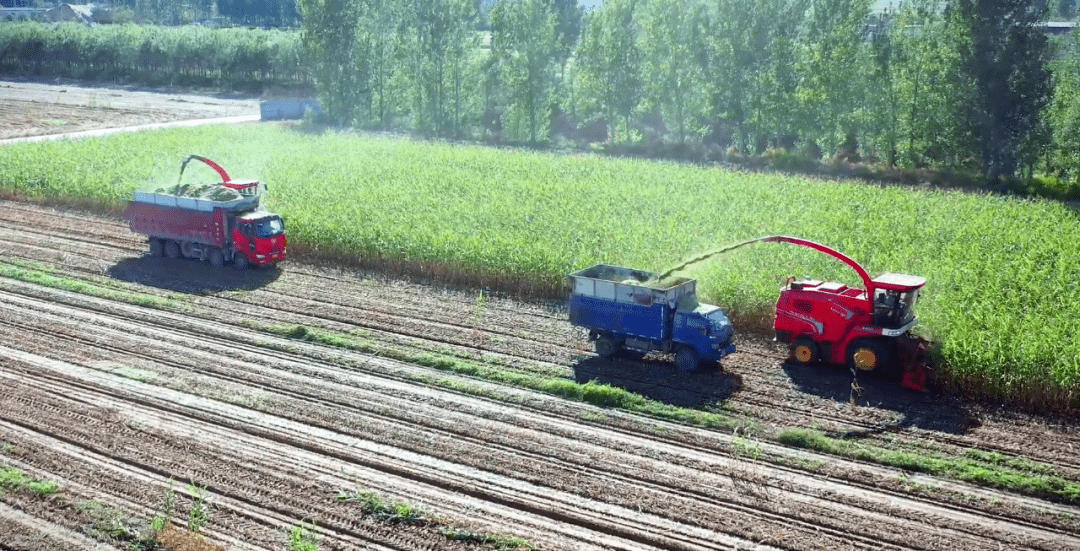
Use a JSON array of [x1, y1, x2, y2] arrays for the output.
[[873, 289, 910, 327]]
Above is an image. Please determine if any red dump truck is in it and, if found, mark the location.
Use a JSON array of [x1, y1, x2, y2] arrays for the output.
[[122, 155, 287, 269]]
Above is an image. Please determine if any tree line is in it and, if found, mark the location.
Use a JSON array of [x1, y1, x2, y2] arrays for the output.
[[301, 0, 1080, 184], [0, 22, 307, 90], [3, 0, 1080, 184]]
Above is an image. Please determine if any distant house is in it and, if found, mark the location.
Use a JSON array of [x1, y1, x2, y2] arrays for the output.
[[45, 4, 113, 24]]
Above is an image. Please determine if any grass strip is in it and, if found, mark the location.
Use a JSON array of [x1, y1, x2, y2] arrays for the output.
[[778, 428, 1080, 504], [0, 260, 181, 310], [252, 322, 736, 430]]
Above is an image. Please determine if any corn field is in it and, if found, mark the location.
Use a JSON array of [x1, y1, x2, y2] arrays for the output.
[[0, 22, 308, 90], [0, 124, 1076, 407]]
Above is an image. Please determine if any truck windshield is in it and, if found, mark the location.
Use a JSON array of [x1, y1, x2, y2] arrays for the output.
[[706, 310, 734, 340], [255, 217, 285, 238]]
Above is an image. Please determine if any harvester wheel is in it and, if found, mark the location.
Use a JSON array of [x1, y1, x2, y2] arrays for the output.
[[208, 249, 224, 269], [674, 346, 699, 372], [791, 337, 819, 365], [595, 336, 617, 358], [233, 253, 249, 271], [164, 240, 181, 260], [149, 238, 163, 258], [848, 339, 889, 372]]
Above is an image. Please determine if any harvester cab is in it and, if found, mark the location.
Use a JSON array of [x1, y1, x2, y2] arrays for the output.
[[765, 236, 931, 392], [870, 273, 924, 329]]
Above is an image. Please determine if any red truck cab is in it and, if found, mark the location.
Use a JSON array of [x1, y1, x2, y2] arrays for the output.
[[234, 211, 287, 266]]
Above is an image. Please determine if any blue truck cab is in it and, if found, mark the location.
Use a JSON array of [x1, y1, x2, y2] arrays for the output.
[[568, 264, 736, 371]]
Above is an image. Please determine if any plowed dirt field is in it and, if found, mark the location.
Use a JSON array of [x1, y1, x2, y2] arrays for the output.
[[0, 77, 258, 140], [1, 199, 1079, 551]]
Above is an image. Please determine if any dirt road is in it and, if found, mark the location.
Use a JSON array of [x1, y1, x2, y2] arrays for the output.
[[0, 77, 259, 140], [0, 200, 1078, 550]]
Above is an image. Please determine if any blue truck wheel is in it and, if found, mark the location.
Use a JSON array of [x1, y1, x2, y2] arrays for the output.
[[595, 336, 617, 358], [674, 346, 698, 372]]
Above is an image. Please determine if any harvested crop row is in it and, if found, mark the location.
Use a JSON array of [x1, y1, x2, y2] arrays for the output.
[[1, 276, 1078, 549]]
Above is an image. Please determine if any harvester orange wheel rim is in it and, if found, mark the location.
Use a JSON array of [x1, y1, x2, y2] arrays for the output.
[[794, 345, 814, 363], [853, 348, 878, 370]]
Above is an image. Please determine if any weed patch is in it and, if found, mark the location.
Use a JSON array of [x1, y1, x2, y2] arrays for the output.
[[0, 464, 58, 496], [288, 520, 320, 551]]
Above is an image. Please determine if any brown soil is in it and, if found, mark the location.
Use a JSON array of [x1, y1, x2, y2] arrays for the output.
[[0, 199, 1079, 551], [0, 78, 258, 140]]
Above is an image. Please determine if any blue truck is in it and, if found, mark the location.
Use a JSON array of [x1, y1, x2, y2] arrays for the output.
[[568, 264, 736, 371]]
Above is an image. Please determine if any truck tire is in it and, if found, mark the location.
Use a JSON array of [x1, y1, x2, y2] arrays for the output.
[[149, 238, 163, 258], [595, 336, 617, 358], [233, 253, 249, 271], [791, 337, 819, 365], [164, 240, 181, 260], [674, 346, 699, 372], [848, 338, 889, 372], [208, 249, 224, 269]]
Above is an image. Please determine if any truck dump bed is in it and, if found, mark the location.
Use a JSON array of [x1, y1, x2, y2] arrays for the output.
[[568, 264, 697, 306], [123, 202, 228, 247], [568, 264, 699, 342], [122, 184, 261, 247]]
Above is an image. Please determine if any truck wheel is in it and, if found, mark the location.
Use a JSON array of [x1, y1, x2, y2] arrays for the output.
[[164, 240, 181, 260], [848, 338, 889, 372], [791, 337, 819, 365], [595, 336, 617, 358], [208, 249, 224, 269], [149, 238, 163, 258], [233, 253, 249, 271], [674, 346, 699, 372]]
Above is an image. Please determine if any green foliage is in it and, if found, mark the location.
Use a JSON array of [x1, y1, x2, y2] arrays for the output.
[[574, 0, 644, 143], [952, 0, 1052, 179], [637, 0, 707, 145], [441, 528, 535, 550], [77, 500, 133, 539], [186, 483, 211, 533], [151, 478, 178, 533], [1049, 33, 1080, 186], [490, 0, 560, 143], [337, 490, 425, 523], [699, 0, 806, 152], [0, 21, 306, 91], [0, 260, 181, 310], [288, 520, 320, 551], [793, 0, 874, 154], [0, 465, 59, 496], [778, 429, 1080, 503]]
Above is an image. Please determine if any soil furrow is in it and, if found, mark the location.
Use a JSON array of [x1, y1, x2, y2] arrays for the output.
[[1, 299, 1075, 550]]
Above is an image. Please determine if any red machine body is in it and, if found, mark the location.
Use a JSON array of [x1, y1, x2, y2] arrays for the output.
[[765, 236, 930, 392], [122, 155, 287, 270]]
